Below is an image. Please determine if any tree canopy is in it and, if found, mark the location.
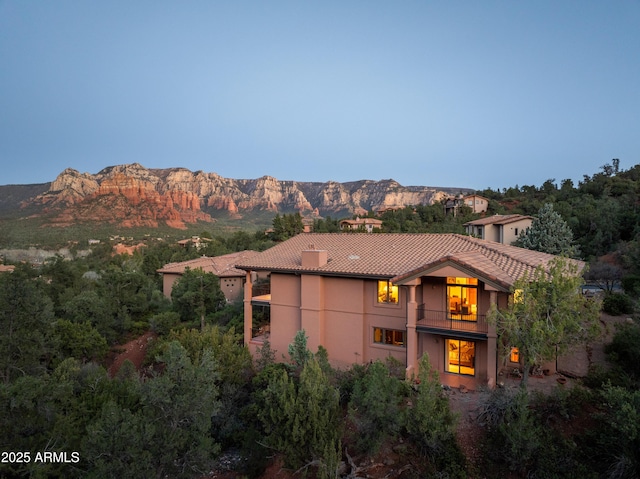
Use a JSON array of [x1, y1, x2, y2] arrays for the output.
[[489, 257, 601, 387]]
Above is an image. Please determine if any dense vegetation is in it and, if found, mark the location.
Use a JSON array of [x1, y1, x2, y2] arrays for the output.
[[0, 161, 639, 477]]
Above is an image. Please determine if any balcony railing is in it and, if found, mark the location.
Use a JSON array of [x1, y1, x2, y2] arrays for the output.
[[416, 306, 488, 335]]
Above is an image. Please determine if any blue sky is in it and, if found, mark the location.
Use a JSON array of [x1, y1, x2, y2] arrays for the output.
[[1, 1, 638, 190]]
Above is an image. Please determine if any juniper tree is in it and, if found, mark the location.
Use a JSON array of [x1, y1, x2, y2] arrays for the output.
[[515, 203, 578, 257]]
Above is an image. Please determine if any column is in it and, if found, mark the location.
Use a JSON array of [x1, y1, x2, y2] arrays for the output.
[[243, 271, 253, 346], [405, 282, 419, 379], [486, 290, 498, 388]]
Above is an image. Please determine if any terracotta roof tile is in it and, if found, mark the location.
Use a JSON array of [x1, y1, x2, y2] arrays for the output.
[[464, 214, 533, 226], [235, 234, 583, 290], [158, 250, 259, 277]]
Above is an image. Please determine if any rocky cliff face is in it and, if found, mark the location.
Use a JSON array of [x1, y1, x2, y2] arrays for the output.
[[26, 163, 472, 228]]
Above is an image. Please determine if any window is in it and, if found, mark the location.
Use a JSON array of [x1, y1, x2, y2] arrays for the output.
[[447, 277, 478, 320], [377, 280, 398, 303], [446, 339, 475, 375], [510, 347, 520, 363], [373, 327, 405, 347], [513, 289, 524, 304], [514, 227, 519, 236]]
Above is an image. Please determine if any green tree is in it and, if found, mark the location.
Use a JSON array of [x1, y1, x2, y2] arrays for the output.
[[0, 266, 55, 383], [490, 257, 601, 388], [514, 203, 578, 256], [271, 212, 304, 241], [170, 268, 225, 328], [406, 354, 460, 463], [347, 360, 402, 453], [53, 319, 109, 363], [259, 358, 341, 477]]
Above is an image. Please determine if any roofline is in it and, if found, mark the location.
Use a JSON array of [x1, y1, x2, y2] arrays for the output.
[[391, 256, 512, 292]]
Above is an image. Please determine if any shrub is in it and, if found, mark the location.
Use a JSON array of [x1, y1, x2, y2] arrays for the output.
[[603, 292, 635, 315], [405, 355, 463, 474], [347, 360, 403, 454], [149, 311, 181, 336], [605, 320, 640, 382]]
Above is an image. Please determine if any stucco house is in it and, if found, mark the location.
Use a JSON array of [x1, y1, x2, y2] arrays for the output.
[[236, 233, 582, 390], [464, 214, 533, 245], [463, 194, 490, 213], [339, 217, 383, 233], [158, 250, 260, 302]]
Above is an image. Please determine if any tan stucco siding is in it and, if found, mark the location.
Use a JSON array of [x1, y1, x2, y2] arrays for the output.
[[220, 277, 243, 301], [162, 274, 181, 298], [267, 274, 302, 359], [503, 218, 532, 245]]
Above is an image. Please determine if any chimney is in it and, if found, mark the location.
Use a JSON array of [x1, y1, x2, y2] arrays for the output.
[[301, 246, 328, 268]]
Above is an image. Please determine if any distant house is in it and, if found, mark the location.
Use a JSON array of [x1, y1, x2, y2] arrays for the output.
[[464, 214, 533, 245], [463, 194, 489, 214], [176, 236, 212, 251], [444, 194, 490, 216], [157, 250, 260, 302], [339, 217, 383, 233], [236, 233, 579, 390]]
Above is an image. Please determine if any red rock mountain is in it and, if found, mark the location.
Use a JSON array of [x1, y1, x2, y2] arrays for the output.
[[24, 163, 472, 229]]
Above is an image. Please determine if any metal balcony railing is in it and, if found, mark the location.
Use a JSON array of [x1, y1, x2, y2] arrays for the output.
[[416, 306, 488, 334]]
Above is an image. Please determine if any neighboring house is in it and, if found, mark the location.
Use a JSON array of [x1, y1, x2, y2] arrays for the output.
[[0, 264, 15, 273], [176, 236, 212, 250], [464, 214, 533, 245], [236, 233, 581, 390], [339, 217, 383, 233], [463, 194, 490, 214], [157, 250, 260, 302]]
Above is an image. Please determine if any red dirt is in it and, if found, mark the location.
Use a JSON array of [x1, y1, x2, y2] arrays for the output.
[[107, 330, 156, 377]]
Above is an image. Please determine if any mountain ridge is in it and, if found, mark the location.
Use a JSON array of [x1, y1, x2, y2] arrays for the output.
[[1, 163, 474, 229]]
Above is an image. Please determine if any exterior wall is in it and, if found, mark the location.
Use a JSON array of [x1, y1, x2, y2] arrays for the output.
[[220, 277, 244, 301], [502, 218, 532, 245], [264, 273, 302, 360], [322, 277, 367, 368], [465, 196, 489, 213], [162, 273, 181, 298], [362, 280, 407, 365]]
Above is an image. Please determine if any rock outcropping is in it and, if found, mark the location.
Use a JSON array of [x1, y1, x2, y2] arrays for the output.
[[26, 163, 472, 228]]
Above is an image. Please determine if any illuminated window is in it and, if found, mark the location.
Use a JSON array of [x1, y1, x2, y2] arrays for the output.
[[513, 289, 524, 304], [446, 339, 475, 376], [377, 280, 399, 303], [446, 277, 478, 320], [510, 347, 520, 363], [373, 327, 405, 347]]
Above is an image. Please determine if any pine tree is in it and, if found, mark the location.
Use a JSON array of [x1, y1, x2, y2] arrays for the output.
[[514, 203, 578, 257]]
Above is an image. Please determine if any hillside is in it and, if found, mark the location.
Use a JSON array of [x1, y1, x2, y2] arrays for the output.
[[0, 163, 473, 229]]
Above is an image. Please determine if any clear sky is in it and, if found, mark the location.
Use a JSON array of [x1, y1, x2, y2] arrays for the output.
[[1, 1, 638, 190]]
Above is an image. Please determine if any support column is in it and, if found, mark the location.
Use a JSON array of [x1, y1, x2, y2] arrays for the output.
[[405, 281, 419, 379], [486, 290, 498, 388], [243, 271, 253, 346]]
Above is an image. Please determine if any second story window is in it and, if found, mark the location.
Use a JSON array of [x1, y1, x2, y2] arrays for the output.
[[377, 280, 398, 304], [447, 277, 478, 320]]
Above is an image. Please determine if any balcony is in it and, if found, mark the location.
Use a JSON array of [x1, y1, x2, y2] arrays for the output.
[[416, 306, 488, 337]]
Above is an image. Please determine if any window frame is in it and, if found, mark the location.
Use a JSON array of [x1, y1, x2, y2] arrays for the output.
[[445, 338, 476, 376], [373, 327, 406, 348], [377, 279, 399, 304], [446, 277, 479, 320]]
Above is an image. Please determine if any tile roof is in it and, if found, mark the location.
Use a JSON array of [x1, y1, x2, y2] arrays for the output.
[[464, 214, 533, 226], [235, 233, 583, 290], [157, 250, 259, 277]]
